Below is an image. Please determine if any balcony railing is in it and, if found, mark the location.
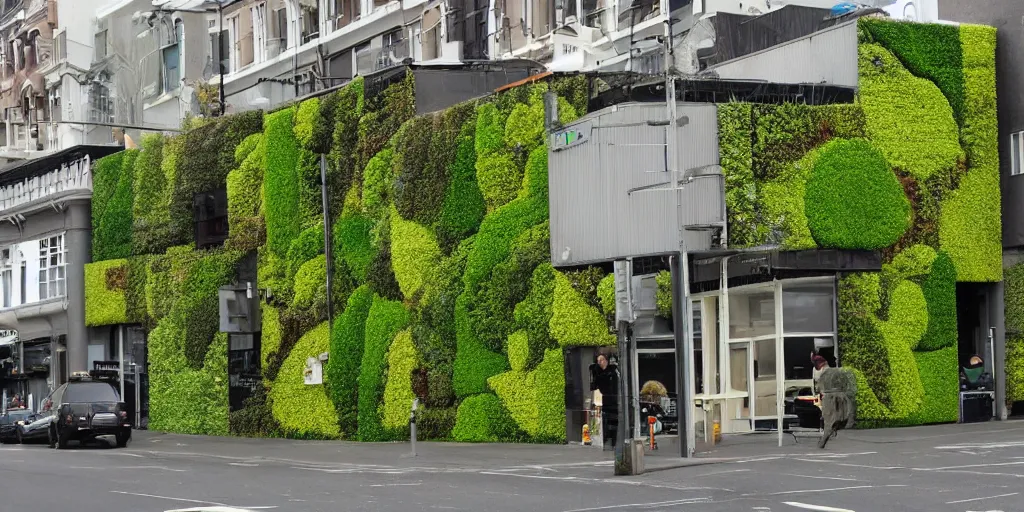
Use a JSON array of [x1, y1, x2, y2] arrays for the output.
[[0, 155, 93, 213]]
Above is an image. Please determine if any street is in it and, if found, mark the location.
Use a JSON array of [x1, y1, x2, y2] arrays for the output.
[[1, 421, 1023, 512]]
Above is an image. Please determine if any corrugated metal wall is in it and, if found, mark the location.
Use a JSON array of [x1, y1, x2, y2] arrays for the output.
[[707, 21, 859, 88], [548, 102, 722, 267]]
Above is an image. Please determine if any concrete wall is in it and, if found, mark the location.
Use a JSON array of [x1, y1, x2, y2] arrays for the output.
[[938, 0, 1024, 248]]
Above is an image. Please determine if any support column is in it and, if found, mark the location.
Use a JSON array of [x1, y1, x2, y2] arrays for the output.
[[65, 201, 92, 375], [991, 281, 1007, 420]]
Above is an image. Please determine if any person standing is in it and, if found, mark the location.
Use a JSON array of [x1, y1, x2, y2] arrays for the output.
[[590, 354, 619, 451]]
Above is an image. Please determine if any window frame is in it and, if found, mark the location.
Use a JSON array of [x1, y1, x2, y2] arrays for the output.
[[37, 234, 67, 301], [1011, 131, 1024, 177]]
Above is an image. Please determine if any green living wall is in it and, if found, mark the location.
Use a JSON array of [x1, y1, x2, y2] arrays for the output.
[[717, 20, 1000, 426], [86, 71, 614, 442]]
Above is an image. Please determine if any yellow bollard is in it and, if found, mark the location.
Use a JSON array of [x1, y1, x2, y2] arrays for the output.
[[712, 421, 722, 445], [582, 424, 592, 445]]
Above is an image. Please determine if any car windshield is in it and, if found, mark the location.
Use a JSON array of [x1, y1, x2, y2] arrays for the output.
[[64, 382, 120, 403]]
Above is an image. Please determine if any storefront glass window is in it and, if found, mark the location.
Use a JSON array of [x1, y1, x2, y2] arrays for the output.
[[729, 344, 749, 392], [729, 290, 775, 339], [782, 282, 835, 333]]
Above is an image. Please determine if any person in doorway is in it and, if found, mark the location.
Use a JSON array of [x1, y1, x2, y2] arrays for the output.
[[590, 354, 619, 451]]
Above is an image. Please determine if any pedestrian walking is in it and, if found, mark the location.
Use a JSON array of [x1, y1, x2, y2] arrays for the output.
[[590, 354, 619, 451], [812, 353, 857, 449]]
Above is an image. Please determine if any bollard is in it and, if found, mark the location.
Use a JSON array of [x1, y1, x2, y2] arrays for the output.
[[410, 398, 419, 457]]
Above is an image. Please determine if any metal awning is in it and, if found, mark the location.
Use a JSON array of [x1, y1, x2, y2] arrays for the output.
[[0, 144, 123, 188]]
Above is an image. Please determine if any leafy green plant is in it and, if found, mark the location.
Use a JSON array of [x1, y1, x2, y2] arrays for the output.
[[269, 322, 340, 439], [939, 24, 1001, 283], [382, 329, 418, 431], [513, 263, 557, 370], [1007, 336, 1024, 405], [132, 134, 173, 255], [362, 148, 395, 218], [293, 97, 321, 150], [261, 304, 281, 374], [919, 252, 957, 351], [357, 296, 410, 441], [334, 213, 375, 282], [292, 255, 327, 314], [286, 224, 325, 278], [437, 119, 485, 253], [716, 103, 762, 248], [550, 271, 616, 347], [452, 393, 502, 442], [226, 133, 266, 252], [94, 150, 138, 261], [804, 138, 910, 249], [655, 271, 672, 319], [858, 43, 962, 180], [263, 108, 302, 256], [389, 208, 442, 299], [84, 260, 128, 326], [327, 285, 374, 437]]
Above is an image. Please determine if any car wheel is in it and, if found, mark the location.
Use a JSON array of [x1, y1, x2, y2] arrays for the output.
[[116, 432, 130, 448]]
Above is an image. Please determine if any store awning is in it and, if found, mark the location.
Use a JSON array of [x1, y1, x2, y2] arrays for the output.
[[0, 144, 122, 188]]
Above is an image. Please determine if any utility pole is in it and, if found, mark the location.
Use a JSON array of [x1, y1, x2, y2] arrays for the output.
[[662, 0, 695, 458]]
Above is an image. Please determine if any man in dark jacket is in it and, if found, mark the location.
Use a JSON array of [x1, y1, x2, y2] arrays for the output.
[[590, 354, 619, 451]]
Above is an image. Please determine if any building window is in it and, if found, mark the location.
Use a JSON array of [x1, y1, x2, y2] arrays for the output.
[[251, 2, 267, 65], [1, 248, 11, 308], [273, 8, 288, 49], [38, 234, 67, 300], [89, 81, 114, 124], [1012, 131, 1024, 176], [162, 20, 184, 93], [300, 2, 320, 45], [94, 29, 107, 60], [193, 188, 229, 249]]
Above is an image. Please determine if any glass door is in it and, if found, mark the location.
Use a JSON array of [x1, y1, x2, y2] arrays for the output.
[[726, 341, 752, 432]]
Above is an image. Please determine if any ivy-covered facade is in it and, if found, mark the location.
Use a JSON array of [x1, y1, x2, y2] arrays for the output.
[[83, 17, 1003, 442], [713, 19, 1001, 427]]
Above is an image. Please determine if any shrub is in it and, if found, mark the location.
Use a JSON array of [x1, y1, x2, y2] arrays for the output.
[[552, 75, 589, 118], [132, 134, 172, 255], [860, 19, 965, 125], [751, 103, 865, 181], [550, 271, 616, 347], [169, 111, 264, 245], [393, 114, 449, 224], [296, 149, 324, 230], [263, 108, 302, 256], [382, 329, 419, 431], [286, 224, 325, 278], [269, 322, 340, 439], [327, 285, 373, 437], [513, 263, 556, 370], [1008, 336, 1024, 405], [292, 255, 327, 314], [462, 191, 549, 296], [919, 252, 957, 352], [362, 148, 395, 218], [476, 152, 521, 211], [655, 271, 672, 319], [389, 208, 442, 299], [469, 222, 550, 352], [261, 304, 281, 374], [357, 72, 415, 174], [804, 139, 910, 249], [92, 152, 125, 232], [84, 260, 128, 326], [125, 256, 150, 325], [858, 43, 962, 180], [229, 386, 282, 438], [180, 250, 241, 369], [334, 213, 375, 281], [452, 393, 502, 442], [716, 103, 763, 248], [293, 97, 321, 150], [437, 120, 486, 253], [760, 148, 821, 249], [487, 347, 565, 442], [357, 296, 410, 441], [226, 133, 266, 252], [507, 330, 529, 372], [906, 346, 958, 424], [453, 292, 510, 398], [365, 217, 402, 301], [94, 150, 138, 261], [418, 406, 457, 440], [939, 25, 1001, 283], [598, 274, 615, 321], [327, 80, 364, 215], [504, 101, 545, 154]]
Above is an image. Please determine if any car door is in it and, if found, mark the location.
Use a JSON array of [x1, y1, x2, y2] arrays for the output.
[[23, 385, 63, 439]]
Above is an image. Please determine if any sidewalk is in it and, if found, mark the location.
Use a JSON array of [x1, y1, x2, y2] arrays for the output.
[[130, 419, 1024, 474]]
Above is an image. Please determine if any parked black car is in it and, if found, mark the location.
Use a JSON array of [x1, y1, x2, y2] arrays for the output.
[[0, 408, 36, 444], [19, 372, 132, 449]]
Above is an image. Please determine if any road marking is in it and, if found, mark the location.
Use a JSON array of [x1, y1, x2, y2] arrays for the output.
[[561, 498, 712, 512], [731, 456, 784, 463], [229, 462, 260, 467], [914, 462, 1024, 471], [110, 490, 226, 506], [745, 485, 906, 497], [926, 469, 1024, 478], [782, 502, 855, 512], [780, 474, 860, 482], [935, 441, 1024, 450], [793, 459, 903, 470], [367, 483, 422, 487], [946, 493, 1019, 505]]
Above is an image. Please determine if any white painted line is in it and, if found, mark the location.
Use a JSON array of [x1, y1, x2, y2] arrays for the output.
[[746, 485, 906, 497], [561, 498, 712, 512], [914, 462, 1024, 471], [927, 469, 1024, 478], [731, 456, 784, 463], [946, 493, 1019, 505], [935, 441, 1024, 450], [480, 471, 577, 481], [110, 490, 226, 506], [229, 462, 260, 467], [783, 502, 855, 512], [793, 459, 904, 470], [781, 474, 860, 482], [367, 483, 422, 487]]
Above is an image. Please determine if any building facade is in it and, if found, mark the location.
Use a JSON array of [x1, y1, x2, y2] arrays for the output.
[[937, 0, 1024, 416]]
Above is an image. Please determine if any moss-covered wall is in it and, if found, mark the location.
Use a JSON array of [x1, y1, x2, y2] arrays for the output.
[[86, 71, 614, 442], [717, 19, 1000, 427]]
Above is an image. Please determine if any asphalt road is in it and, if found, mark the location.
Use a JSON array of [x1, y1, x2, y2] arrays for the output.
[[1, 422, 1023, 512]]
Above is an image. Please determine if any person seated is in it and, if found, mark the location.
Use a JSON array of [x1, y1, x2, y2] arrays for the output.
[[961, 355, 993, 391]]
